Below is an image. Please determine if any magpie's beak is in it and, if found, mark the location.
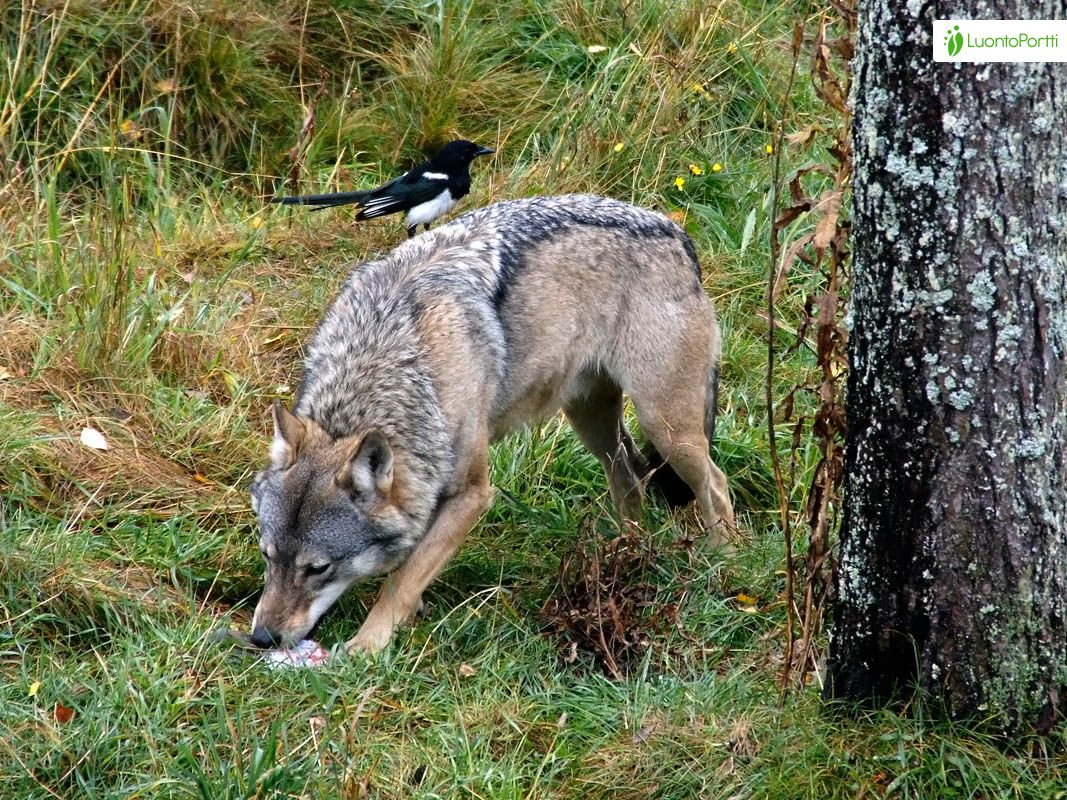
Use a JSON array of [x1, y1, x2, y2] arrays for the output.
[[474, 146, 495, 157]]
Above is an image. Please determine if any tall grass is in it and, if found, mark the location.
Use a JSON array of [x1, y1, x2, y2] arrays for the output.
[[2, 0, 1062, 797]]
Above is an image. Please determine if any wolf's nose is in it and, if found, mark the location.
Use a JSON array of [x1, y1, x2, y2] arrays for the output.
[[250, 626, 280, 649]]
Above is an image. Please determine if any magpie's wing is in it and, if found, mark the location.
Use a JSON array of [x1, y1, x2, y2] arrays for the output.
[[353, 170, 449, 220]]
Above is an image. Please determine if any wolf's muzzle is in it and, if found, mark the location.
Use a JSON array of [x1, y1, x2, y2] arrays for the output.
[[250, 626, 282, 649]]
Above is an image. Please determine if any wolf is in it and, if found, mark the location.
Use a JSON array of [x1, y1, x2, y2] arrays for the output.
[[249, 194, 735, 654]]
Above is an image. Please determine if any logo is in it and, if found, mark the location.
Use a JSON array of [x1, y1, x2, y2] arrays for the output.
[[934, 20, 1067, 62], [945, 24, 964, 57]]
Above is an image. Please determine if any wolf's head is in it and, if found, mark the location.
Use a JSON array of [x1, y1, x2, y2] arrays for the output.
[[248, 400, 417, 648]]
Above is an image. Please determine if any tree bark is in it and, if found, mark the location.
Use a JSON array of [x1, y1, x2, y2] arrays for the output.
[[827, 0, 1067, 734]]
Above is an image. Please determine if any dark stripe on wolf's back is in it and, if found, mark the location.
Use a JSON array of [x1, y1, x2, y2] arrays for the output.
[[487, 200, 702, 310]]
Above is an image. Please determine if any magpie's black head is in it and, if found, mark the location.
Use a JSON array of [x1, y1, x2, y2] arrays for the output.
[[432, 139, 495, 168]]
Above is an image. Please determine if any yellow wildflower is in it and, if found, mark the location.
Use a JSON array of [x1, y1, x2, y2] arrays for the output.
[[688, 164, 704, 176], [673, 176, 685, 190], [613, 142, 625, 153], [727, 41, 739, 54], [765, 144, 774, 154], [690, 82, 707, 95], [712, 162, 723, 173], [28, 681, 41, 698], [120, 119, 142, 140]]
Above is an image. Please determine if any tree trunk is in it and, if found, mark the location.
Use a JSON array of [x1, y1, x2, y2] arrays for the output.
[[827, 0, 1067, 734]]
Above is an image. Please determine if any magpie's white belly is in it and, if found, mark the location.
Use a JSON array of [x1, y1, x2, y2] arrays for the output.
[[405, 189, 457, 228]]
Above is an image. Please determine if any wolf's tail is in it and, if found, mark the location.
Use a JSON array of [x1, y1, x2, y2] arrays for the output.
[[642, 360, 719, 506]]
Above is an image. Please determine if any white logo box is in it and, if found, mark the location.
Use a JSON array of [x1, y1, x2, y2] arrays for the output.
[[933, 19, 1067, 62]]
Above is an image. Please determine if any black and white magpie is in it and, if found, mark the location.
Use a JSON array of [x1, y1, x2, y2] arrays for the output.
[[271, 140, 494, 238]]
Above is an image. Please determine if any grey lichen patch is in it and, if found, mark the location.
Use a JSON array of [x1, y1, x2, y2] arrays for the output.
[[921, 288, 954, 308], [885, 152, 935, 190], [948, 390, 974, 411], [967, 272, 997, 314], [1015, 438, 1046, 459], [996, 323, 1024, 363], [926, 380, 941, 404]]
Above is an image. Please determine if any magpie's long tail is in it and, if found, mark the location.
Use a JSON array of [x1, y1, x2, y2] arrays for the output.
[[270, 189, 370, 209]]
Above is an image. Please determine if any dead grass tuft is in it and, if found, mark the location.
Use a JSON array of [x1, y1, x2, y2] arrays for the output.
[[542, 520, 682, 679]]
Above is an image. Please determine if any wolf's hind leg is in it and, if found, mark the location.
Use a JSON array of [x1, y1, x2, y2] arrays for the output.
[[631, 384, 735, 550], [347, 446, 494, 655], [564, 383, 645, 523]]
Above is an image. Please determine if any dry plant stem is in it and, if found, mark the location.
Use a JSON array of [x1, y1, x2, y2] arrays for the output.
[[769, 20, 805, 700]]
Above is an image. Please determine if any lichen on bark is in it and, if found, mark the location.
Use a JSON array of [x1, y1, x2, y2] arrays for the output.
[[827, 0, 1066, 735]]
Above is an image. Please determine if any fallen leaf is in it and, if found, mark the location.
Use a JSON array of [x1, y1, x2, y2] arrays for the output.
[[54, 703, 74, 724], [28, 681, 41, 698], [772, 232, 815, 302], [812, 190, 843, 251], [631, 721, 656, 744], [586, 45, 607, 54], [458, 663, 477, 678], [0, 366, 13, 380], [785, 126, 819, 148], [79, 426, 109, 451]]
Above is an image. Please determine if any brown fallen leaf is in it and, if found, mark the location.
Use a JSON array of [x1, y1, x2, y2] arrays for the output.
[[786, 126, 820, 149], [458, 663, 477, 678], [54, 703, 75, 724], [812, 190, 843, 251]]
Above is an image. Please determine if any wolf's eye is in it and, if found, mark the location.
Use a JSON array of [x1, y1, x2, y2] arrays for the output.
[[305, 562, 331, 576]]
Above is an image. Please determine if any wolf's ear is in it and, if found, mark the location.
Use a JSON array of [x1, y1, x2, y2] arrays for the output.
[[341, 430, 393, 497], [270, 399, 305, 469]]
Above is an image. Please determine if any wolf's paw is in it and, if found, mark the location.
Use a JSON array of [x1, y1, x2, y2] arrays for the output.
[[346, 623, 393, 656]]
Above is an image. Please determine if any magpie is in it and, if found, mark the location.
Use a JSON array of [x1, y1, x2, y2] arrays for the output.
[[272, 139, 494, 238]]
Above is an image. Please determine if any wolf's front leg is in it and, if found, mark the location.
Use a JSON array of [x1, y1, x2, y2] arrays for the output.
[[347, 470, 495, 654]]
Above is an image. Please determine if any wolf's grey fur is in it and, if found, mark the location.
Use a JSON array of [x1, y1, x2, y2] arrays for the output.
[[250, 194, 735, 652]]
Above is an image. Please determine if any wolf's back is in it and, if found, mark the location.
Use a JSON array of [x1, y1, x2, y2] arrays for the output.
[[294, 193, 715, 457]]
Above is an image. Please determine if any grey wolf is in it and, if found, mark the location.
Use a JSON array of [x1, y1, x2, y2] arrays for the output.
[[250, 194, 735, 653], [271, 140, 494, 238]]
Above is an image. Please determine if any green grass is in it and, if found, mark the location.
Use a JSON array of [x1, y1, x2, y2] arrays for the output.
[[1, 0, 1064, 797]]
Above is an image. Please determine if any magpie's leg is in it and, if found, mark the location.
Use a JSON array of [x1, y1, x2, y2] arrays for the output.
[[406, 226, 416, 239]]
